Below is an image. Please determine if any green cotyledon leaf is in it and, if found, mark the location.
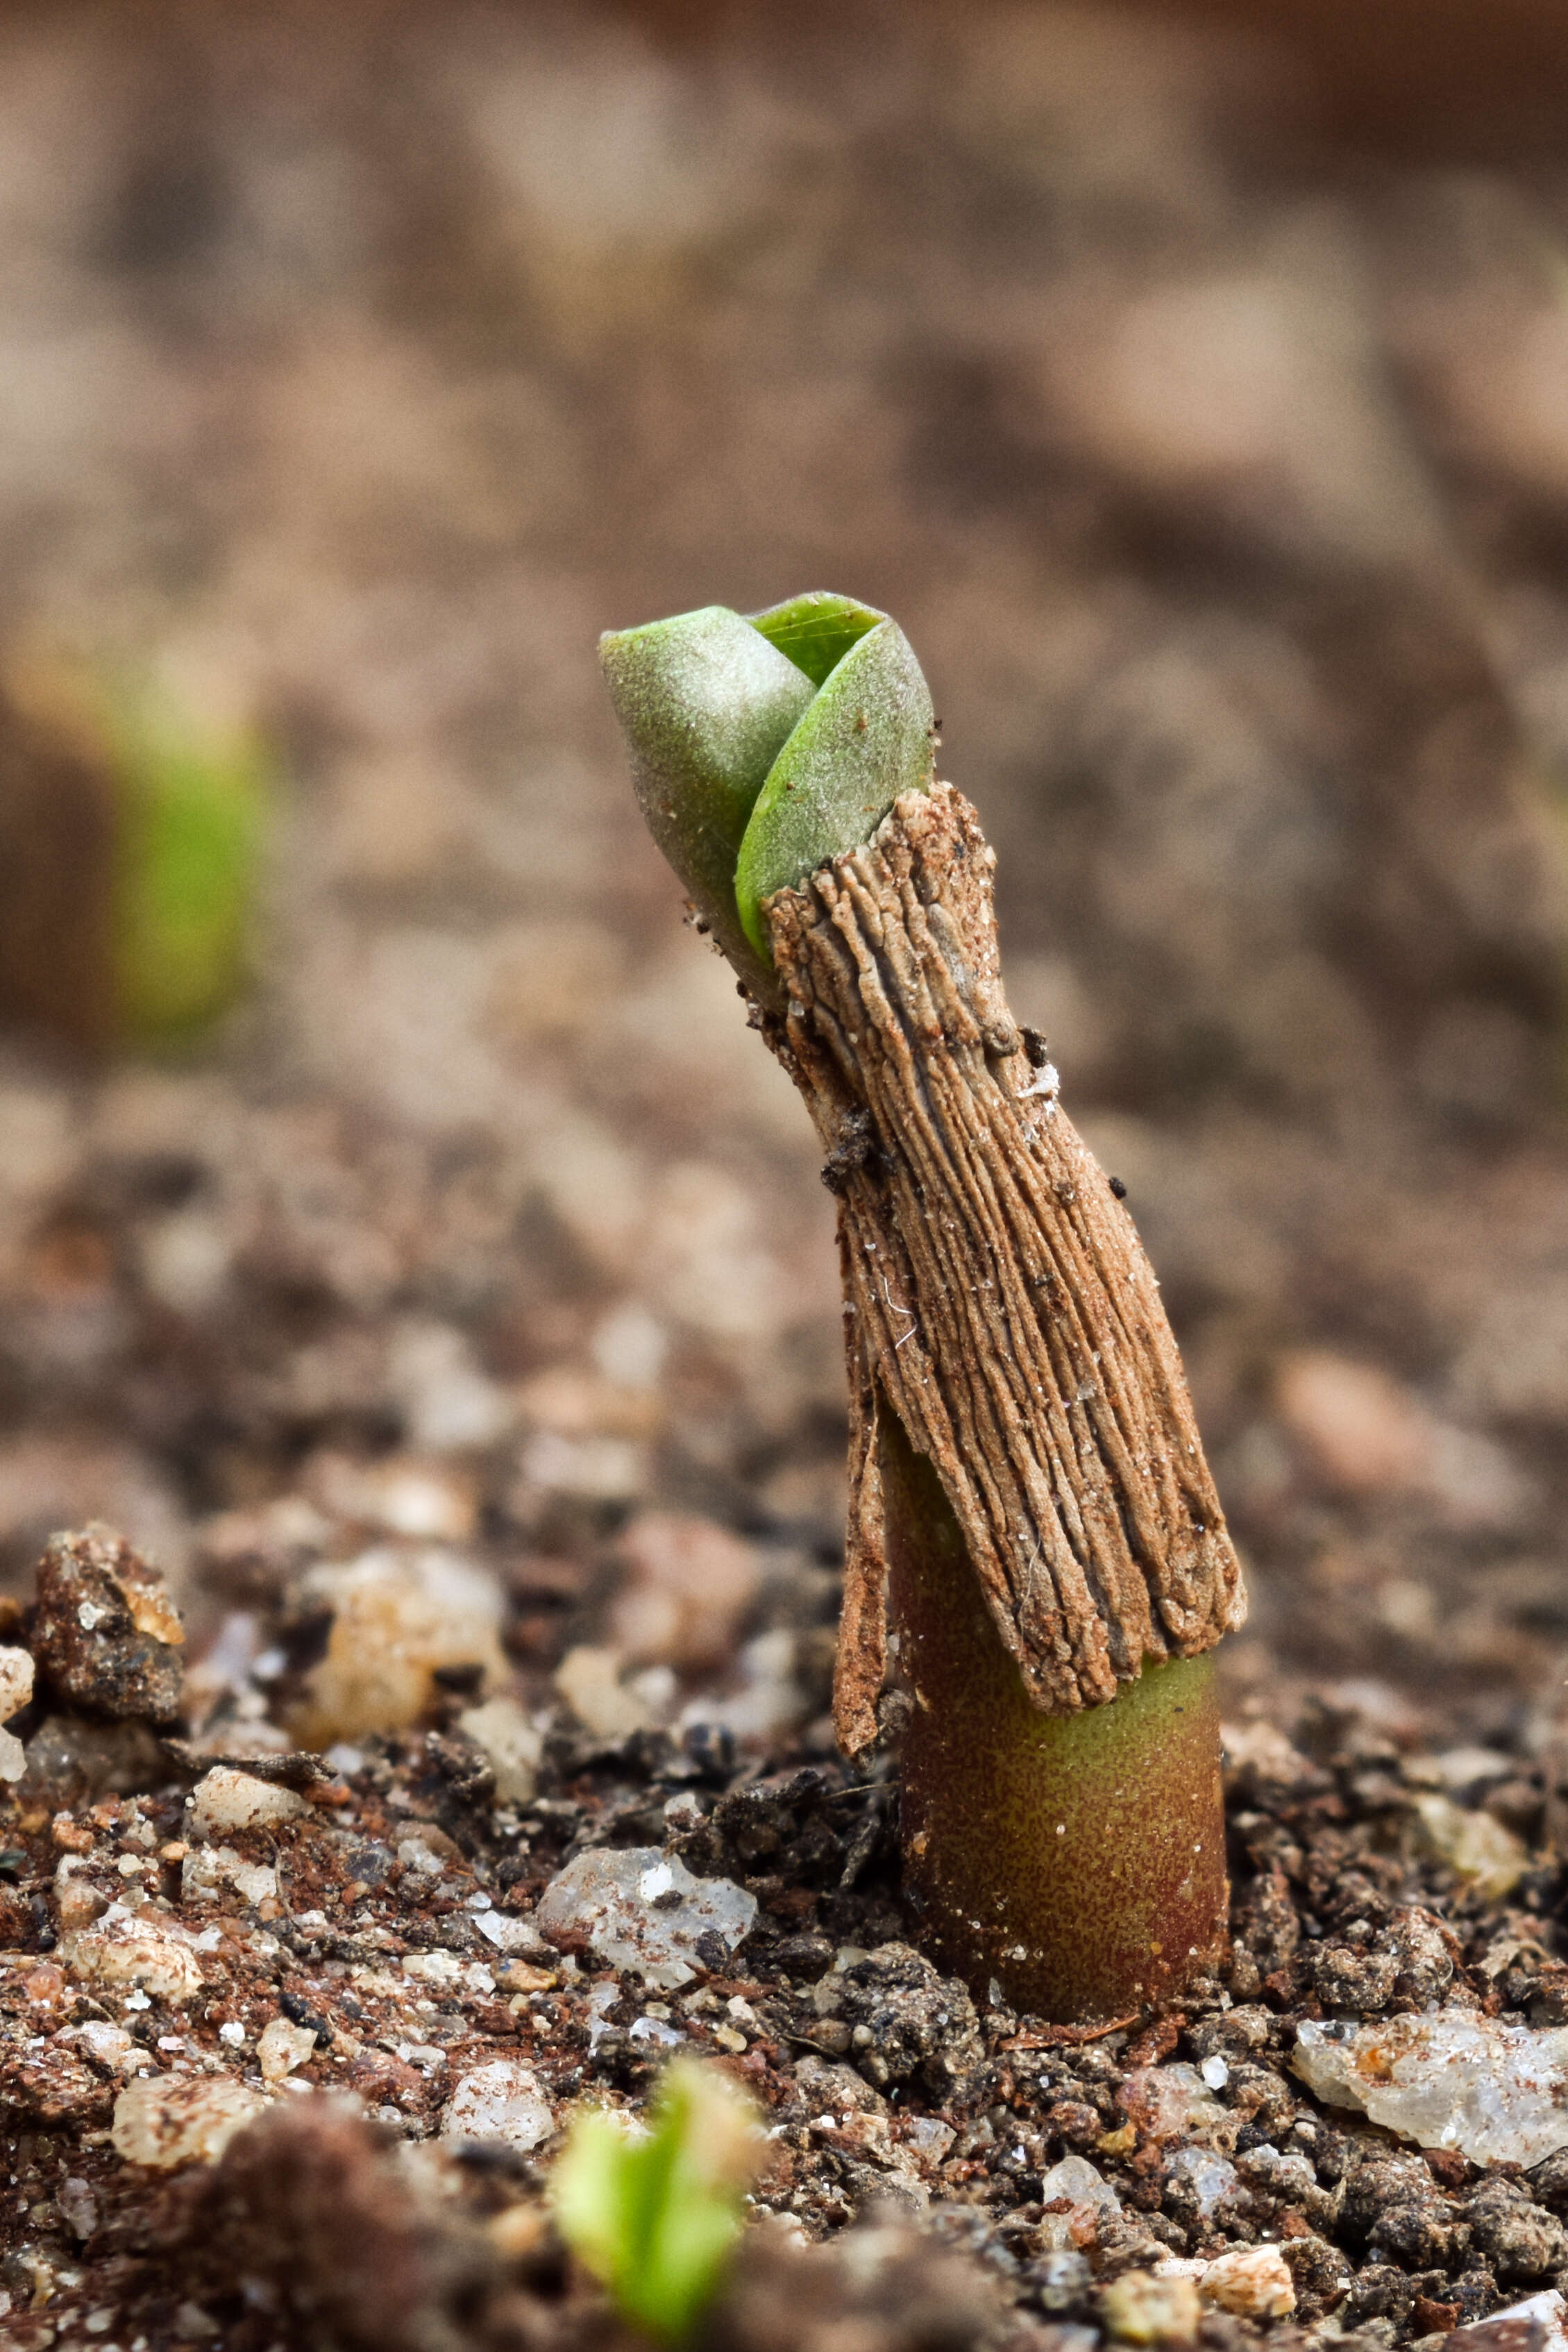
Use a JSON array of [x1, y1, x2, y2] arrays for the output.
[[747, 589, 885, 687], [599, 591, 936, 984], [732, 613, 934, 961], [0, 655, 269, 1050], [599, 605, 813, 995], [108, 691, 269, 1043]]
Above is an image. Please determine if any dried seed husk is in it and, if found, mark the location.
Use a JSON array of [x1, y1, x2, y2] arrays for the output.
[[759, 780, 1245, 1752]]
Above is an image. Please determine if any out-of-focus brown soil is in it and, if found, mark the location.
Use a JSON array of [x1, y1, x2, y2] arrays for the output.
[[0, 0, 1566, 1736]]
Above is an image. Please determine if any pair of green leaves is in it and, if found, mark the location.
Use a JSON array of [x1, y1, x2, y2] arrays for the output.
[[599, 591, 934, 995]]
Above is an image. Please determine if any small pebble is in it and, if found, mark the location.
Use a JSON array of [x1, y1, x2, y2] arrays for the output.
[[0, 1643, 35, 1719], [534, 1845, 756, 1991], [190, 1767, 308, 1837], [287, 1545, 507, 1747], [63, 1911, 204, 2001], [1103, 2269, 1203, 2345], [441, 2059, 554, 2153], [553, 1643, 658, 1739], [1197, 2245, 1296, 2320], [111, 2075, 265, 2171], [257, 2016, 317, 2081], [455, 1696, 542, 1804]]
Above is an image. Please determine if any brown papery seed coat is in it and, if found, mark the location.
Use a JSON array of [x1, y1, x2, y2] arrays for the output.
[[760, 782, 1245, 1750]]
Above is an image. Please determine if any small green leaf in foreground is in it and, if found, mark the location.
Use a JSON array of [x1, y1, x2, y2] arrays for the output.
[[551, 2060, 761, 2342]]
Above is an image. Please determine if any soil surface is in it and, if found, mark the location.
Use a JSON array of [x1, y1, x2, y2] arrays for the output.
[[6, 3, 1568, 2348], [6, 1528, 1568, 2352]]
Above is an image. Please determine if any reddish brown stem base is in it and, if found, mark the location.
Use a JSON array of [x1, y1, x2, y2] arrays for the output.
[[882, 1414, 1229, 2023]]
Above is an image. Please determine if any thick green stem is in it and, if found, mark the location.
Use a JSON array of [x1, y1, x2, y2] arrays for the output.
[[882, 1413, 1228, 2022]]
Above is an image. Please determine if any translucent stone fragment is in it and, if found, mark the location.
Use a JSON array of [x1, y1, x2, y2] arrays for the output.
[[1120, 2062, 1229, 2144], [442, 2060, 555, 2153], [534, 1847, 756, 1991], [473, 1908, 546, 1956], [1040, 2151, 1122, 2215], [1036, 2151, 1123, 2250], [1295, 2011, 1568, 2165], [1479, 2291, 1568, 2352], [1413, 1792, 1528, 1901], [1165, 2145, 1240, 2216]]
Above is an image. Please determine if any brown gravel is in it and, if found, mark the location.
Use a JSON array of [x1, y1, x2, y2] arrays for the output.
[[4, 1524, 1568, 2349], [28, 1525, 185, 1728]]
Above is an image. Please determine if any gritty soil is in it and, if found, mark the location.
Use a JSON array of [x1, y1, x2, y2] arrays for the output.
[[5, 1525, 1568, 2352]]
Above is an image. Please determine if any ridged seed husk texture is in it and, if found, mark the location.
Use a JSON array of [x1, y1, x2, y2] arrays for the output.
[[760, 781, 1246, 1752]]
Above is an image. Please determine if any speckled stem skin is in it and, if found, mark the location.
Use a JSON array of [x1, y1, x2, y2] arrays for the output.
[[882, 1416, 1228, 2022]]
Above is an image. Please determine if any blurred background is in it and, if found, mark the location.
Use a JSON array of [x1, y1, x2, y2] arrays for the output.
[[5, 0, 1568, 1752]]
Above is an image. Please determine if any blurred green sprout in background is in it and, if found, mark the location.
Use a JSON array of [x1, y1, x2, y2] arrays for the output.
[[101, 678, 269, 1044], [552, 2060, 762, 2342], [0, 655, 270, 1055]]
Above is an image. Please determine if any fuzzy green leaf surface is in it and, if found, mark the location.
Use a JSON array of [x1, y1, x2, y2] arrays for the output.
[[732, 615, 934, 959], [746, 589, 884, 687], [600, 591, 935, 981], [600, 605, 813, 991], [552, 2062, 759, 2342]]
